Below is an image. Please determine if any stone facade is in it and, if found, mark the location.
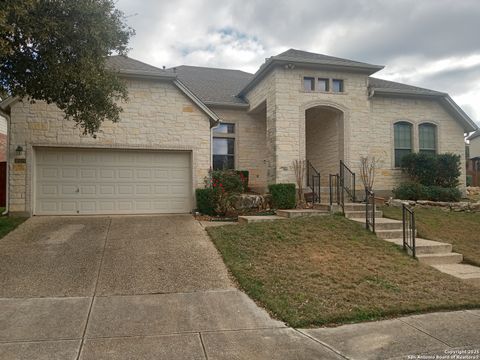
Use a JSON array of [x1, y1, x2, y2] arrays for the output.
[[8, 78, 211, 214], [244, 66, 467, 195]]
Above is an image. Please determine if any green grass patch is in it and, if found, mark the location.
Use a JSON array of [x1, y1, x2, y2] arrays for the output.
[[382, 206, 480, 266], [207, 215, 480, 327], [0, 212, 27, 239]]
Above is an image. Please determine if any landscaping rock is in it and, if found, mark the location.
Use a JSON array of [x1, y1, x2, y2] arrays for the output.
[[387, 199, 480, 212], [234, 194, 271, 212]]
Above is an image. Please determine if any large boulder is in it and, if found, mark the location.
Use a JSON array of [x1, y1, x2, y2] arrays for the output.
[[234, 194, 271, 212]]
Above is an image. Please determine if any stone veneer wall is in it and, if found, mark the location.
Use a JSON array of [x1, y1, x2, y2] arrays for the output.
[[305, 107, 343, 187], [213, 108, 268, 191], [244, 66, 467, 196], [369, 96, 467, 196], [8, 78, 211, 214]]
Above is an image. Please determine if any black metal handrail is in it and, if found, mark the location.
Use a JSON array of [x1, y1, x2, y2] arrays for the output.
[[307, 161, 321, 203], [339, 160, 356, 203], [365, 188, 375, 233], [329, 174, 340, 207], [402, 204, 416, 257]]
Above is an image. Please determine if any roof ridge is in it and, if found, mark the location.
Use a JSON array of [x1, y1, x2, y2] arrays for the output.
[[172, 64, 253, 75]]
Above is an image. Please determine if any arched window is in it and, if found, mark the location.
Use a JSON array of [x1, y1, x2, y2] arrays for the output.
[[419, 123, 437, 156], [394, 122, 413, 167]]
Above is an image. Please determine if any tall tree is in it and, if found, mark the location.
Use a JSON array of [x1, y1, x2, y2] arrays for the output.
[[0, 0, 134, 135]]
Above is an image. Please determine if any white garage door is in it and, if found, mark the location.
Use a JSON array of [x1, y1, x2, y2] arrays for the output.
[[35, 147, 192, 215]]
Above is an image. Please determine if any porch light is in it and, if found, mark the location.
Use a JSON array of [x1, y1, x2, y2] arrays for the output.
[[15, 145, 24, 156]]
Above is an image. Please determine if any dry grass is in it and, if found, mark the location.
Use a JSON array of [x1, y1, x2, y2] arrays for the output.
[[207, 215, 480, 328], [382, 206, 480, 266]]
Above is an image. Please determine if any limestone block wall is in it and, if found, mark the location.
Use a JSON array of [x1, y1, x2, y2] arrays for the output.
[[368, 96, 467, 195], [244, 72, 277, 183], [273, 67, 370, 184], [213, 108, 268, 190], [8, 78, 212, 214], [305, 107, 343, 187]]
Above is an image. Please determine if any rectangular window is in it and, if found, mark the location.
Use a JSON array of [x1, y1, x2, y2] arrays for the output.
[[419, 123, 437, 156], [304, 77, 315, 91], [213, 138, 234, 170], [394, 122, 412, 167], [213, 123, 235, 134], [317, 78, 329, 92], [332, 79, 344, 92]]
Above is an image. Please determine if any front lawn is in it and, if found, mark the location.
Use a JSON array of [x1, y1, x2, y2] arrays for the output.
[[207, 216, 480, 328], [0, 211, 27, 239], [382, 206, 480, 266]]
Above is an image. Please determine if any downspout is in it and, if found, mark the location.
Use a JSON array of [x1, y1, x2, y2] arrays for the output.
[[1, 110, 10, 215]]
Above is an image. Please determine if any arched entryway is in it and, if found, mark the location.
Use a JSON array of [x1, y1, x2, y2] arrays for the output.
[[305, 105, 345, 188]]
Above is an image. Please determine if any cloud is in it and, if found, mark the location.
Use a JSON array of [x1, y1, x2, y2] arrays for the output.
[[116, 0, 480, 124]]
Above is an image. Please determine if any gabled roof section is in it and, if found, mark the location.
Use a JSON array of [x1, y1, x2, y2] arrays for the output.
[[239, 48, 384, 96], [106, 55, 176, 80], [369, 77, 478, 133], [173, 65, 253, 107]]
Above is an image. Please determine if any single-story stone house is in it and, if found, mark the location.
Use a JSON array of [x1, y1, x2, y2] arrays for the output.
[[0, 49, 477, 216]]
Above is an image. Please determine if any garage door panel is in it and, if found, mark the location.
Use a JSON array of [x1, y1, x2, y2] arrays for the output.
[[35, 148, 192, 215]]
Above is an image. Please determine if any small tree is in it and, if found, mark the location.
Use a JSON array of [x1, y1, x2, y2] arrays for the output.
[[292, 160, 305, 207], [359, 156, 381, 191]]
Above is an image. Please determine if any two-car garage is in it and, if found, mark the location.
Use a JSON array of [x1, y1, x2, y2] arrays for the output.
[[34, 147, 193, 215]]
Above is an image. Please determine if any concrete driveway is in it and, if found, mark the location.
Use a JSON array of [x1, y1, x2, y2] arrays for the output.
[[0, 215, 342, 360]]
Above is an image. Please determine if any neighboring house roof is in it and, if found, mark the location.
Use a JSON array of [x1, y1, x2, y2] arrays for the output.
[[467, 129, 480, 141], [368, 77, 477, 132], [239, 48, 384, 96], [173, 66, 253, 107]]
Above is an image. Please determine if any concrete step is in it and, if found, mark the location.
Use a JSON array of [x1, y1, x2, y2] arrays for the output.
[[238, 215, 286, 224], [312, 203, 331, 211], [432, 264, 480, 287], [351, 217, 403, 230], [417, 252, 463, 265], [343, 203, 374, 212], [276, 209, 329, 218], [375, 229, 416, 240], [345, 210, 383, 219], [383, 238, 453, 255]]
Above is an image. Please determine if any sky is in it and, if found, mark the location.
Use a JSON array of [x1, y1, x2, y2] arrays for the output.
[[116, 0, 480, 125]]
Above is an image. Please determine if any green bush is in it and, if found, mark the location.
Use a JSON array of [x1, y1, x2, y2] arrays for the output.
[[400, 152, 461, 187], [467, 175, 473, 187], [268, 183, 296, 209], [393, 182, 462, 202], [195, 188, 216, 215], [211, 170, 244, 193]]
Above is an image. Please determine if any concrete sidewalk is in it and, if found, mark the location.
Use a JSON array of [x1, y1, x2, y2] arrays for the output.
[[0, 216, 479, 359]]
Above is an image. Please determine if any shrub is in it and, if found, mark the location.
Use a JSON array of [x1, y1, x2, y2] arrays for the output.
[[400, 152, 461, 187], [195, 188, 216, 215], [237, 170, 249, 192], [393, 182, 462, 202], [268, 183, 296, 209], [211, 170, 244, 193]]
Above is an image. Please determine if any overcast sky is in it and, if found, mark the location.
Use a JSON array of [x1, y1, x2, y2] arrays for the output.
[[116, 0, 480, 125]]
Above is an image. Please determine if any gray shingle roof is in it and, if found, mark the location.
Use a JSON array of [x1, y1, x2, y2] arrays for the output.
[[106, 55, 175, 78], [467, 129, 480, 141], [368, 77, 446, 97], [173, 66, 253, 106], [274, 49, 383, 70]]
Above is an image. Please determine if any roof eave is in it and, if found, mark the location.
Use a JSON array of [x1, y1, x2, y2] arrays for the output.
[[113, 69, 177, 81], [204, 101, 249, 109]]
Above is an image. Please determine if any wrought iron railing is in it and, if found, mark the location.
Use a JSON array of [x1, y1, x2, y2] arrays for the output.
[[402, 204, 416, 258], [365, 188, 375, 233], [306, 161, 321, 203], [329, 174, 340, 207], [339, 160, 356, 203]]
